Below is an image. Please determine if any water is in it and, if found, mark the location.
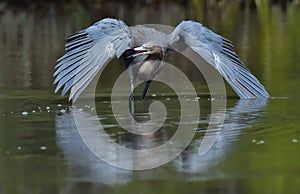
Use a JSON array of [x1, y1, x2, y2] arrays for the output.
[[0, 1, 300, 194]]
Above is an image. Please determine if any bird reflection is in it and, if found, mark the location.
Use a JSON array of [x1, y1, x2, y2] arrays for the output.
[[174, 98, 268, 174], [111, 101, 169, 150], [55, 98, 268, 184]]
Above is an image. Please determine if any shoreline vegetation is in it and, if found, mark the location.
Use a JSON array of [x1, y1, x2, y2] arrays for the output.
[[1, 0, 299, 11]]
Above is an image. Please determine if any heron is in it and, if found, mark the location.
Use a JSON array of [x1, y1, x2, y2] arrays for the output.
[[53, 18, 270, 102]]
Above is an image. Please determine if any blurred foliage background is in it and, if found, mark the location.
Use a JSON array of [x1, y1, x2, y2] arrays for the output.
[[0, 0, 299, 95], [1, 0, 299, 9]]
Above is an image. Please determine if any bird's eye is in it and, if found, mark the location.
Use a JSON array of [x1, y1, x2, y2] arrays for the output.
[[141, 44, 153, 51], [146, 46, 153, 51]]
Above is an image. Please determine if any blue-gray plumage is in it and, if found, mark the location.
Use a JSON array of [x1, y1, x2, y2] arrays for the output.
[[54, 18, 270, 101]]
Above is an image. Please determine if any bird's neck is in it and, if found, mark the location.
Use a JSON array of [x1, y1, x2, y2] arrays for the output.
[[146, 52, 163, 61]]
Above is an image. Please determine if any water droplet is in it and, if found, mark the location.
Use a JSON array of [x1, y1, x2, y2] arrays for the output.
[[46, 106, 50, 110], [256, 140, 265, 145], [22, 111, 28, 115]]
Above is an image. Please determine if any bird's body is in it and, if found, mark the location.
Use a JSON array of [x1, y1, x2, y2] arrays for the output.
[[53, 18, 270, 101], [120, 41, 164, 99], [135, 59, 160, 81], [124, 42, 163, 81]]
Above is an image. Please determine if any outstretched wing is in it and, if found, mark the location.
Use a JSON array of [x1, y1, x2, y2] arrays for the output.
[[171, 20, 270, 99], [54, 18, 131, 101]]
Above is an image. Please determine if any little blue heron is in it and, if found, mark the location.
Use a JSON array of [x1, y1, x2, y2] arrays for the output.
[[53, 18, 270, 101]]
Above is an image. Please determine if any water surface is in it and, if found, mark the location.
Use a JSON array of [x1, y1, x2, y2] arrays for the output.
[[0, 2, 300, 194]]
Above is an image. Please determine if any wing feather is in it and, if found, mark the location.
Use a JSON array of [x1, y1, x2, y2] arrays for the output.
[[53, 18, 131, 101], [172, 20, 269, 99]]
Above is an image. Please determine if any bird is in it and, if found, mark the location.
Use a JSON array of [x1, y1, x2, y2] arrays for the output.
[[53, 18, 270, 102], [121, 41, 164, 100]]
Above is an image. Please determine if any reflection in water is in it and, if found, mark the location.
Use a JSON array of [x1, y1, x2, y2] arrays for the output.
[[119, 111, 168, 150], [174, 99, 268, 174], [55, 98, 267, 184], [56, 112, 132, 185]]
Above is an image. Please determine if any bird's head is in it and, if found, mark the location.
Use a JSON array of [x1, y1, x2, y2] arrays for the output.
[[130, 41, 163, 59]]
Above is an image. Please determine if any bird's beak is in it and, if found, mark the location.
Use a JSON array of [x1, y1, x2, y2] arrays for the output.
[[133, 46, 147, 51], [128, 46, 151, 58], [130, 51, 151, 58]]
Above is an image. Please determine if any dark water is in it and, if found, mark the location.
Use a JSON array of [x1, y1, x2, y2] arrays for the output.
[[0, 2, 300, 194]]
